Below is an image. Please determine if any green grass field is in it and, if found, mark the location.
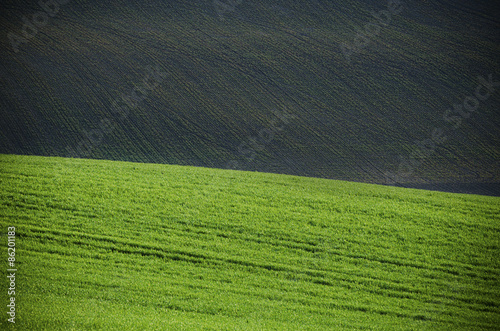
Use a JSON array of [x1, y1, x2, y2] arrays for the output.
[[1, 154, 499, 330]]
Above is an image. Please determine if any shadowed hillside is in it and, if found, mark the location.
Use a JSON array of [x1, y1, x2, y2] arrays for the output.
[[1, 0, 499, 194]]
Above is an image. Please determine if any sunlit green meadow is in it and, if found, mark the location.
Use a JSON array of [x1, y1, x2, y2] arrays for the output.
[[0, 154, 499, 330]]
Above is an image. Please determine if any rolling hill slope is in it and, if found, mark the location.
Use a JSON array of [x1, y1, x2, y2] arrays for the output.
[[0, 154, 499, 329], [0, 0, 499, 194]]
